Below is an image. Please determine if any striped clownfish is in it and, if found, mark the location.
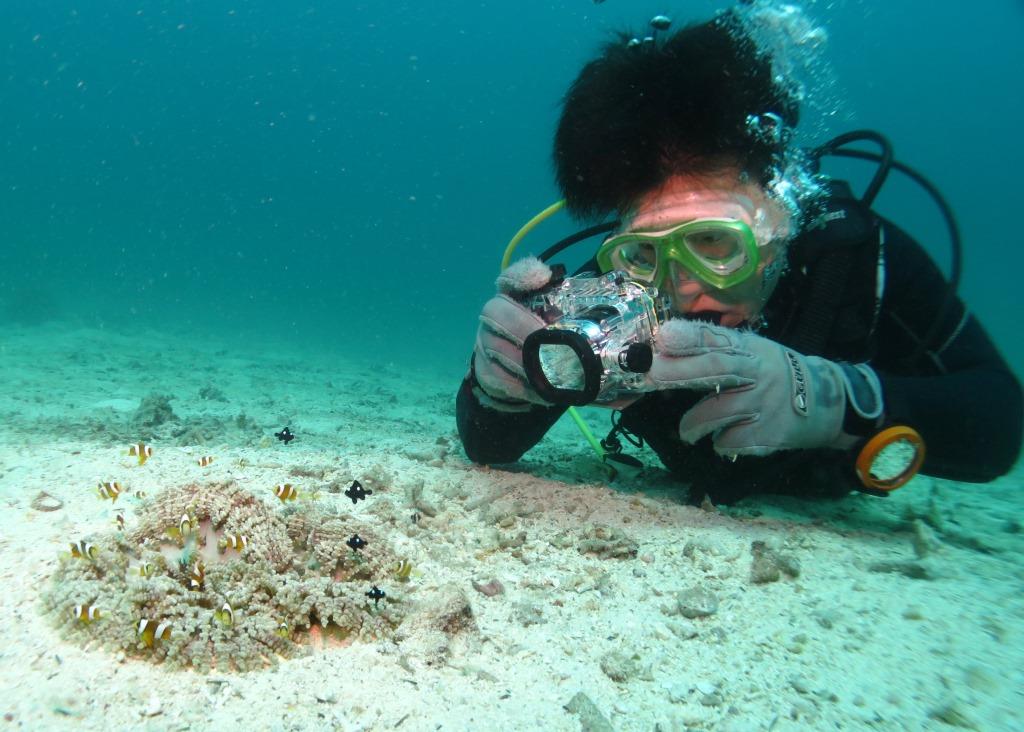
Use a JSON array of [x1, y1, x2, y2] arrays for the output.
[[274, 483, 297, 502], [217, 534, 248, 552], [213, 602, 235, 627], [115, 513, 126, 531], [138, 618, 172, 647], [71, 604, 101, 623], [97, 481, 123, 502], [275, 620, 290, 638], [69, 540, 98, 560], [188, 561, 205, 590], [197, 455, 215, 467], [137, 562, 157, 577], [167, 512, 196, 541], [127, 442, 153, 466], [393, 559, 413, 581]]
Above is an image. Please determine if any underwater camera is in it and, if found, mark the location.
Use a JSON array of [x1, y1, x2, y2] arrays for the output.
[[522, 270, 671, 406]]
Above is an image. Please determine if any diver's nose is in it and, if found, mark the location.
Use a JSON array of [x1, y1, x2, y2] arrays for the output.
[[666, 262, 708, 296]]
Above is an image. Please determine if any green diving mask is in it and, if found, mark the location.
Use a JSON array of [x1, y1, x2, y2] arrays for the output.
[[595, 218, 761, 290]]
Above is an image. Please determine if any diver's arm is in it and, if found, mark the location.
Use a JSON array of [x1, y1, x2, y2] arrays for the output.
[[455, 370, 567, 464], [872, 221, 1022, 481]]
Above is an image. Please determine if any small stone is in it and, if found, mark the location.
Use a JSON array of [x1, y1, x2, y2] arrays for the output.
[[471, 579, 505, 597], [564, 691, 614, 732], [668, 620, 699, 639], [814, 609, 839, 629], [577, 524, 638, 559], [142, 693, 162, 717], [911, 519, 942, 558], [867, 560, 932, 580], [512, 602, 545, 626], [928, 699, 975, 728], [599, 650, 640, 683], [749, 541, 800, 584], [30, 491, 63, 512], [651, 623, 673, 642], [695, 681, 717, 695], [675, 586, 719, 618], [662, 681, 689, 703]]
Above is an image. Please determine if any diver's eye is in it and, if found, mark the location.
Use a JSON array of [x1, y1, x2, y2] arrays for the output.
[[621, 241, 657, 267], [683, 228, 743, 260]]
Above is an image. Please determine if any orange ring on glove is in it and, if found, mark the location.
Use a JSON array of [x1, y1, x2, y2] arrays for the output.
[[855, 426, 926, 492]]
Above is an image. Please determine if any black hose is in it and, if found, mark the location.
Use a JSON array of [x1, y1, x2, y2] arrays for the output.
[[812, 139, 961, 362], [538, 221, 618, 263], [810, 130, 893, 208]]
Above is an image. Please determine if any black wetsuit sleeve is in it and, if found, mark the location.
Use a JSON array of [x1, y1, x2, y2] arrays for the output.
[[455, 372, 567, 464], [872, 221, 1022, 481]]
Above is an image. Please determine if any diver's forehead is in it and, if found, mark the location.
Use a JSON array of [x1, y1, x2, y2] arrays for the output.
[[626, 190, 759, 231]]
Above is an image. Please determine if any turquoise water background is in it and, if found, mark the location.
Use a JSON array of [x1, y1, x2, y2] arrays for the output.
[[1, 1, 1021, 375]]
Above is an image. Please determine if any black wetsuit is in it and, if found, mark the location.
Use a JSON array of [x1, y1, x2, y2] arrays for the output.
[[456, 184, 1023, 503]]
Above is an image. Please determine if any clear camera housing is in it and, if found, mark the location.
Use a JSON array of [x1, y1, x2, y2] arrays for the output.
[[522, 271, 671, 406]]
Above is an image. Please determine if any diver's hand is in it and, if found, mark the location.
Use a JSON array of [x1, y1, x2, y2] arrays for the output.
[[647, 319, 883, 457], [470, 257, 556, 411]]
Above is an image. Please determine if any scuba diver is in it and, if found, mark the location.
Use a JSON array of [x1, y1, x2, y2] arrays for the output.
[[455, 9, 1022, 504]]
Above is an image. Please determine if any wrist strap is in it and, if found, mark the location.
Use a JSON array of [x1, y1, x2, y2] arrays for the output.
[[838, 362, 884, 437]]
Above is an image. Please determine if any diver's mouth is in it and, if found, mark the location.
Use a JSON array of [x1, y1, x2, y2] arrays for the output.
[[682, 310, 724, 325]]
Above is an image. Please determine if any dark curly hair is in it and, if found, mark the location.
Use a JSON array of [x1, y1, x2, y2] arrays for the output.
[[553, 12, 800, 220]]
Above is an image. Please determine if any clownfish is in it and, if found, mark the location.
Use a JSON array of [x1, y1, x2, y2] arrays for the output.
[[274, 483, 297, 501], [213, 602, 234, 627], [275, 620, 290, 638], [217, 534, 248, 552], [188, 561, 205, 590], [197, 455, 215, 467], [97, 481, 123, 502], [137, 562, 156, 577], [393, 559, 413, 581], [166, 512, 196, 541], [69, 540, 98, 560], [71, 604, 101, 623], [115, 513, 126, 531], [137, 618, 172, 647], [128, 442, 153, 466]]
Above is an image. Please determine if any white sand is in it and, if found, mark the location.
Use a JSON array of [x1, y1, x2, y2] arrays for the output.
[[0, 324, 1021, 731]]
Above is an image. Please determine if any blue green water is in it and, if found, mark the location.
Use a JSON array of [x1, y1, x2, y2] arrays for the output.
[[1, 0, 1021, 375]]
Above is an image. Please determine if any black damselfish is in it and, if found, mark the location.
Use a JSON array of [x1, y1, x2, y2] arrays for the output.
[[275, 427, 295, 444], [346, 534, 367, 552], [344, 480, 372, 504], [366, 585, 385, 606]]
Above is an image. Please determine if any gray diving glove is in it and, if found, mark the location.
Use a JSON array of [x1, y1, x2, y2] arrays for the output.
[[470, 256, 555, 412], [648, 319, 884, 457]]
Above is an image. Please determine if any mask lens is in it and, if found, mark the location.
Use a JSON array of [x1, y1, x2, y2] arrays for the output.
[[613, 239, 658, 280], [681, 226, 747, 275]]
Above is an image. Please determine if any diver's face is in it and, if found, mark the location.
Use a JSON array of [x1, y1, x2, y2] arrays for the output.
[[623, 172, 792, 327]]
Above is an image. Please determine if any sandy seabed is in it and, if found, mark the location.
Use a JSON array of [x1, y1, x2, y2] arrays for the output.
[[0, 323, 1021, 732]]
